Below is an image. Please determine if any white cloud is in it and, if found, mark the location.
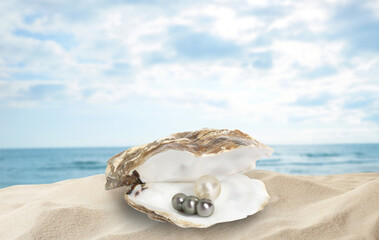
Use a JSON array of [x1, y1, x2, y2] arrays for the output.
[[0, 0, 378, 146], [271, 40, 345, 68], [176, 5, 264, 44], [268, 1, 330, 32], [364, 0, 379, 18]]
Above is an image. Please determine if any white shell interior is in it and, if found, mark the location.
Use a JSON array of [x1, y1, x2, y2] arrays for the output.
[[126, 174, 269, 228], [136, 147, 273, 182]]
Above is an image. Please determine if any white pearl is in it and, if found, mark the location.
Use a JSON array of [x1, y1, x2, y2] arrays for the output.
[[194, 175, 221, 201]]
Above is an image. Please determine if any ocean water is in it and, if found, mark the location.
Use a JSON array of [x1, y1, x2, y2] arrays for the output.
[[0, 144, 378, 188]]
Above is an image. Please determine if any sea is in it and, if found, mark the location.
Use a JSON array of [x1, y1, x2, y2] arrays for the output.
[[0, 144, 378, 188]]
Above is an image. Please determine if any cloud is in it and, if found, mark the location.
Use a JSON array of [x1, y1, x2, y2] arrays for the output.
[[13, 28, 76, 50], [292, 92, 333, 107], [23, 83, 66, 100], [343, 90, 379, 114], [301, 65, 338, 79], [365, 113, 379, 123], [0, 0, 379, 146], [103, 62, 131, 76], [330, 1, 379, 54], [168, 26, 242, 59], [250, 51, 273, 69]]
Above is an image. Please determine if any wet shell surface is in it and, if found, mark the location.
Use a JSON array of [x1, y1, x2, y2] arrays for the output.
[[105, 128, 274, 228]]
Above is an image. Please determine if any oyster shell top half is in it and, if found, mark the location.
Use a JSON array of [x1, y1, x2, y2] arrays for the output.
[[105, 128, 274, 228]]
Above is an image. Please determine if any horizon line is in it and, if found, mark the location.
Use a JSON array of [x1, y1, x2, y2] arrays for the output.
[[1, 142, 379, 150]]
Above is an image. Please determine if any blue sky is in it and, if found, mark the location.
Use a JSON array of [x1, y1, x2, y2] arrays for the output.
[[1, 0, 379, 148]]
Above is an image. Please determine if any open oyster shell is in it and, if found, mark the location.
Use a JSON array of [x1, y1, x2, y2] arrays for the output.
[[105, 128, 273, 228]]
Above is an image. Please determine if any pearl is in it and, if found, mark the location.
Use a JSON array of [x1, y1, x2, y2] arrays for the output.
[[196, 198, 214, 217], [194, 175, 221, 201], [171, 193, 187, 211], [182, 195, 199, 215]]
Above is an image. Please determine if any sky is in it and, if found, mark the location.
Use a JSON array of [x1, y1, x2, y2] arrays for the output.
[[0, 0, 379, 148]]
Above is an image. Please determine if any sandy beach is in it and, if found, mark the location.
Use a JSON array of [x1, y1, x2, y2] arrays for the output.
[[0, 170, 378, 240]]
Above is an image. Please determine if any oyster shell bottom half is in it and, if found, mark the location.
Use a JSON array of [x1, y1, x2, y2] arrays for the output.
[[105, 128, 273, 228]]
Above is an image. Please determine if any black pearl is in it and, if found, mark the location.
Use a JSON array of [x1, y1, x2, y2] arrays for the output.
[[182, 195, 199, 215], [171, 193, 187, 211], [196, 198, 214, 217]]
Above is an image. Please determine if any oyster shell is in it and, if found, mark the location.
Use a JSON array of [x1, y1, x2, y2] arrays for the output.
[[105, 128, 273, 228]]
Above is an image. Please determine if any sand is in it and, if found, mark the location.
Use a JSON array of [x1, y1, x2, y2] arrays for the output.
[[0, 170, 378, 240]]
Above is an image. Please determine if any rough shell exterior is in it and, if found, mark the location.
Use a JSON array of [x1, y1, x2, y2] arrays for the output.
[[105, 128, 271, 190], [105, 128, 272, 227]]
